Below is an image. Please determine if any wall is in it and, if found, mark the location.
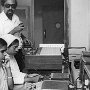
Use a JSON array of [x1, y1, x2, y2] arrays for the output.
[[34, 15, 43, 48], [17, 0, 31, 6], [34, 1, 43, 47], [1, 0, 90, 49], [18, 0, 90, 50], [34, 0, 90, 49], [70, 0, 90, 51], [18, 0, 34, 43]]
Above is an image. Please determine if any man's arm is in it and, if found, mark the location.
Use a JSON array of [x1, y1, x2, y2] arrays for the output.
[[4, 59, 14, 90], [8, 23, 24, 35], [6, 67, 14, 90]]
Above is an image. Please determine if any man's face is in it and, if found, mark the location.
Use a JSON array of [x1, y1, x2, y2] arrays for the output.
[[4, 0, 16, 20], [0, 46, 7, 62], [6, 43, 19, 55]]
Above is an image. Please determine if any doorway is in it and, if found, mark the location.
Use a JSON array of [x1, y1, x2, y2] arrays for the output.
[[34, 0, 68, 47], [42, 2, 64, 44]]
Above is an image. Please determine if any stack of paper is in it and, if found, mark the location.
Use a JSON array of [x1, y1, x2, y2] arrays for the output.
[[40, 47, 61, 55]]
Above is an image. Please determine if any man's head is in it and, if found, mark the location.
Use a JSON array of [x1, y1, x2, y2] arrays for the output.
[[1, 0, 17, 20], [0, 38, 7, 61]]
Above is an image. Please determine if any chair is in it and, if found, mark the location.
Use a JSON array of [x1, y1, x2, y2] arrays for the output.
[[68, 47, 86, 62], [68, 47, 86, 85]]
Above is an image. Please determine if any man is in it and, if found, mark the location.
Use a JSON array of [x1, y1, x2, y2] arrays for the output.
[[0, 0, 24, 36], [0, 0, 25, 71]]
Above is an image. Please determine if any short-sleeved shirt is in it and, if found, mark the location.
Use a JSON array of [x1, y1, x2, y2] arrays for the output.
[[0, 66, 8, 90]]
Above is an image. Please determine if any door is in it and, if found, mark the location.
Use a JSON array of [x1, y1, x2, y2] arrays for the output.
[[43, 6, 64, 44]]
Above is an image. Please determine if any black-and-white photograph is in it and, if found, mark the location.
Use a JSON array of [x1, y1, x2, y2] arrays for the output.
[[0, 0, 90, 90]]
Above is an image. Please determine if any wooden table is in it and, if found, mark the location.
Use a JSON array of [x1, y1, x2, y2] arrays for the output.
[[13, 84, 24, 90], [84, 65, 90, 79], [24, 55, 62, 71], [13, 81, 43, 90], [13, 80, 69, 90]]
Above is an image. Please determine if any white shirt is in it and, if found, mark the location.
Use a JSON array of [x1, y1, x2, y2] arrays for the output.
[[5, 54, 26, 84], [0, 11, 21, 36], [0, 66, 8, 90], [0, 11, 22, 49]]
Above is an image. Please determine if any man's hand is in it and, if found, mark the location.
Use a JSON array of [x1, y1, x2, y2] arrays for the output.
[[9, 23, 24, 35], [14, 23, 24, 33]]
